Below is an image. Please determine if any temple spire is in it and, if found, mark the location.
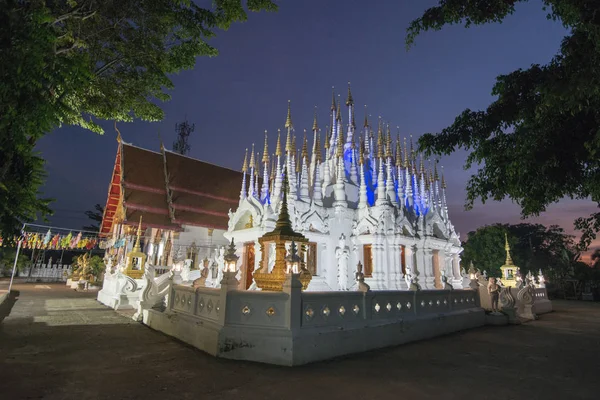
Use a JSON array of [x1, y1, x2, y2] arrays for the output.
[[240, 148, 248, 200], [504, 232, 514, 265], [262, 130, 269, 163], [285, 100, 293, 129], [345, 82, 354, 106], [301, 130, 309, 162], [331, 87, 336, 111], [312, 106, 318, 131], [363, 105, 369, 128], [275, 129, 282, 157]]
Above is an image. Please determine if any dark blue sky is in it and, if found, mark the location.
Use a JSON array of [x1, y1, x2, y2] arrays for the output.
[[37, 0, 598, 253]]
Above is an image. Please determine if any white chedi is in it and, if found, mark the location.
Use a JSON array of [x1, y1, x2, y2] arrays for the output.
[[225, 86, 464, 291]]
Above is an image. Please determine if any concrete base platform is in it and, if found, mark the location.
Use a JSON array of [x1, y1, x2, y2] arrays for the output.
[[146, 308, 486, 366]]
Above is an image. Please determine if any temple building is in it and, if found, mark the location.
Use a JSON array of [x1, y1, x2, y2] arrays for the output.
[[225, 84, 464, 291], [98, 132, 242, 271]]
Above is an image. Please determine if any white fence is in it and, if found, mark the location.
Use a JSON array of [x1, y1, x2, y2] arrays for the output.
[[22, 263, 72, 282], [145, 274, 484, 366]]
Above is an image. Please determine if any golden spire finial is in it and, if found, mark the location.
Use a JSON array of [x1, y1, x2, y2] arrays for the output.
[[359, 136, 365, 165], [441, 166, 447, 189], [336, 95, 342, 121], [275, 129, 282, 157], [301, 130, 308, 161], [395, 133, 402, 167], [315, 129, 322, 163], [434, 161, 439, 181], [295, 149, 300, 174], [385, 124, 393, 158], [312, 106, 318, 131], [284, 100, 293, 129], [242, 148, 249, 173], [249, 143, 255, 169], [293, 134, 297, 154], [410, 135, 415, 161], [324, 125, 331, 149], [377, 130, 384, 160], [345, 81, 354, 106], [331, 87, 336, 111], [134, 216, 143, 250], [403, 137, 409, 169], [262, 130, 269, 164], [336, 124, 344, 158], [363, 105, 369, 128], [428, 160, 434, 183], [419, 154, 425, 176], [504, 232, 514, 265]]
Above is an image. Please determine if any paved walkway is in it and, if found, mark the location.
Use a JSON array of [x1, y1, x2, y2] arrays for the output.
[[1, 283, 599, 400]]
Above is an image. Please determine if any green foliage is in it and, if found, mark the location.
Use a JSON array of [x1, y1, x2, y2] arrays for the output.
[[406, 0, 600, 250], [0, 248, 29, 276], [0, 0, 277, 237], [461, 222, 578, 282], [83, 203, 104, 232]]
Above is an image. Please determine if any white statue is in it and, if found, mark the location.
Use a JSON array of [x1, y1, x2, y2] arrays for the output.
[[181, 259, 191, 282], [335, 234, 350, 290], [538, 269, 546, 288]]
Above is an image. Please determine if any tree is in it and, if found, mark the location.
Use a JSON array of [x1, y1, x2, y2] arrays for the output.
[[0, 0, 277, 237], [461, 222, 578, 282], [173, 119, 195, 156], [406, 0, 600, 250], [83, 203, 104, 232], [0, 248, 29, 277]]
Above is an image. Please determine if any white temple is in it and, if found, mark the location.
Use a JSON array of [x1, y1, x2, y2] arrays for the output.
[[225, 84, 464, 291]]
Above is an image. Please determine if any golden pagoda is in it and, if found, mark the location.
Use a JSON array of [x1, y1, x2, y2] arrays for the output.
[[499, 232, 519, 287], [125, 216, 147, 279], [252, 168, 312, 291]]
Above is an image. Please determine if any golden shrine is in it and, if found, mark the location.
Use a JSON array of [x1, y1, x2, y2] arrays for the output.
[[125, 217, 147, 279], [253, 169, 312, 291], [500, 232, 519, 287]]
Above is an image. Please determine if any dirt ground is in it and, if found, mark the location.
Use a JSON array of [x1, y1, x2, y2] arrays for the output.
[[1, 281, 599, 400]]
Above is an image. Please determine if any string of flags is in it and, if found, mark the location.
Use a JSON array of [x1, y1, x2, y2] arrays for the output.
[[0, 231, 99, 250]]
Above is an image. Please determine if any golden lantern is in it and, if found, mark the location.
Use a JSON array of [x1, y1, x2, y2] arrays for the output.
[[125, 216, 146, 279], [253, 168, 312, 291]]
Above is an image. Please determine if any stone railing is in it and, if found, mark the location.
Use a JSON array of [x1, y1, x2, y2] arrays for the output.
[[143, 273, 484, 366], [23, 263, 72, 282]]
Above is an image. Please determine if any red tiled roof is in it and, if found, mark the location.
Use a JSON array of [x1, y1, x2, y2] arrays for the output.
[[100, 141, 243, 236]]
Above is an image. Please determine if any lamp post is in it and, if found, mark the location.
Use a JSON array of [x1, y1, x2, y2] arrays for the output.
[[220, 238, 240, 288], [468, 261, 479, 290]]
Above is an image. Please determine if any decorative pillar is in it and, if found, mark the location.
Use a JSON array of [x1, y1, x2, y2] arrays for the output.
[[452, 253, 462, 288]]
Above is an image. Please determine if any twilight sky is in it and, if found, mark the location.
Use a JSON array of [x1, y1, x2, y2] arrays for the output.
[[36, 0, 599, 257]]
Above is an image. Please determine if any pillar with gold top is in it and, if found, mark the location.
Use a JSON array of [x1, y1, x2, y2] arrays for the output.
[[125, 216, 147, 279], [499, 232, 519, 287]]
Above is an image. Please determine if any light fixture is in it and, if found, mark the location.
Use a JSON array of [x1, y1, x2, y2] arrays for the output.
[[223, 238, 239, 273], [285, 240, 301, 274]]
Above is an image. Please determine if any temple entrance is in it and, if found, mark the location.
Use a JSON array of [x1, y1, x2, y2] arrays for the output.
[[400, 246, 406, 276], [306, 242, 317, 275], [244, 242, 255, 289], [363, 244, 373, 277]]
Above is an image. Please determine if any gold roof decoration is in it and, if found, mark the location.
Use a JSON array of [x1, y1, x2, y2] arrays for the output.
[[254, 152, 259, 176], [395, 133, 402, 167], [404, 137, 410, 169], [115, 121, 122, 143], [295, 149, 300, 174], [363, 105, 369, 128], [336, 123, 345, 158], [284, 100, 293, 129], [249, 143, 255, 170], [275, 129, 282, 157], [253, 166, 312, 291], [504, 232, 514, 266], [312, 107, 318, 131], [331, 87, 336, 111], [262, 130, 269, 164], [385, 124, 393, 159], [336, 95, 342, 121], [345, 81, 354, 106], [377, 118, 384, 159], [315, 129, 322, 163], [359, 136, 365, 165], [441, 166, 447, 189], [419, 154, 425, 176], [270, 154, 276, 180], [242, 148, 249, 173], [301, 130, 309, 161], [324, 125, 331, 149], [434, 161, 439, 181], [133, 215, 143, 251]]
